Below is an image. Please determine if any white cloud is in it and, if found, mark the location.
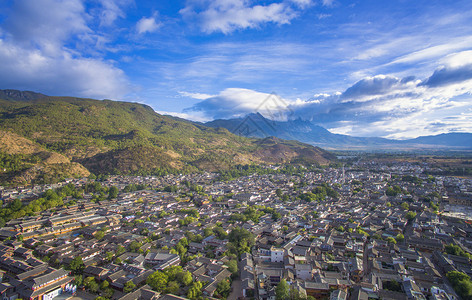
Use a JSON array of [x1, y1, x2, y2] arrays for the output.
[[4, 0, 89, 55], [155, 110, 211, 123], [421, 50, 472, 88], [136, 13, 161, 34], [179, 91, 216, 100], [388, 36, 472, 66], [290, 0, 313, 9], [185, 88, 294, 120], [180, 0, 301, 34], [184, 51, 472, 138], [0, 39, 129, 99], [352, 37, 415, 61], [440, 50, 472, 68], [155, 41, 322, 92], [321, 0, 335, 7], [292, 54, 472, 137], [317, 13, 331, 19], [96, 0, 132, 27], [0, 0, 131, 99], [334, 12, 472, 83]]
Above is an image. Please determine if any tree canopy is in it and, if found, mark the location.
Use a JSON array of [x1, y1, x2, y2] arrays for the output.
[[275, 279, 290, 300], [447, 271, 472, 299]]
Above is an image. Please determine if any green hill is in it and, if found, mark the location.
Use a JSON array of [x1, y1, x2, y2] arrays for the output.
[[0, 90, 334, 185]]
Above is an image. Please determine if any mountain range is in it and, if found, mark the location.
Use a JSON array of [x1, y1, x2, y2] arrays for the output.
[[1, 88, 470, 185], [0, 90, 333, 185], [205, 113, 472, 150]]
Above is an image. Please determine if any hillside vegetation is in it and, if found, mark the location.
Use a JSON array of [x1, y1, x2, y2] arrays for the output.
[[0, 90, 334, 185]]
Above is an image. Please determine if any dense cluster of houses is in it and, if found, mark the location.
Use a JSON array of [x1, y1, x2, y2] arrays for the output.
[[0, 160, 470, 300]]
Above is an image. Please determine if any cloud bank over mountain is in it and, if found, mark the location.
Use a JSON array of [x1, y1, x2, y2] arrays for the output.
[[185, 51, 472, 139]]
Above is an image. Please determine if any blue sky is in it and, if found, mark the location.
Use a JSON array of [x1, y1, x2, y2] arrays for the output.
[[0, 0, 472, 139]]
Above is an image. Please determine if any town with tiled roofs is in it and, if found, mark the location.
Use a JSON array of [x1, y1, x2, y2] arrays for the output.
[[0, 158, 471, 300]]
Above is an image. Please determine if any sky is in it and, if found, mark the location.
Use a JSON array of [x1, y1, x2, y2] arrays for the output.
[[0, 0, 472, 139]]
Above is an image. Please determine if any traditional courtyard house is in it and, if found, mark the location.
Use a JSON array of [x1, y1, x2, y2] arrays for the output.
[[17, 268, 72, 300], [144, 252, 180, 270]]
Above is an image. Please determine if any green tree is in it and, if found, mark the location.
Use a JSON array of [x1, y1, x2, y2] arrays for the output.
[[228, 227, 255, 256], [94, 231, 105, 240], [456, 281, 472, 300], [386, 237, 397, 244], [68, 256, 84, 275], [84, 277, 99, 293], [83, 276, 95, 287], [401, 202, 409, 210], [10, 199, 23, 211], [165, 281, 180, 294], [276, 189, 283, 197], [214, 226, 228, 239], [225, 259, 238, 277], [177, 271, 193, 286], [445, 244, 472, 259], [187, 281, 203, 300], [447, 272, 472, 300], [128, 241, 142, 252], [108, 186, 119, 199], [123, 281, 136, 293], [73, 275, 83, 287], [386, 185, 402, 196], [89, 281, 99, 293], [102, 288, 114, 299], [175, 243, 187, 258], [447, 271, 470, 283], [105, 251, 114, 261], [146, 271, 168, 292], [395, 233, 405, 243], [165, 266, 183, 281], [275, 279, 290, 300], [100, 280, 109, 290], [216, 279, 231, 298], [272, 212, 282, 221], [116, 245, 126, 256], [203, 227, 213, 237], [405, 211, 417, 221]]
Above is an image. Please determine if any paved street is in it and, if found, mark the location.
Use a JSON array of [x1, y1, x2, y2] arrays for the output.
[[228, 279, 243, 300]]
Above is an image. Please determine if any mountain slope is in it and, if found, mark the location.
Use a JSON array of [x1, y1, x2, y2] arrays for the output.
[[0, 90, 334, 184], [0, 130, 90, 185], [205, 113, 472, 150]]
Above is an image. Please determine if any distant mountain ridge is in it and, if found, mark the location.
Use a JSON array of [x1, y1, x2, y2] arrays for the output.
[[0, 89, 334, 185], [205, 113, 472, 150], [0, 89, 47, 102], [402, 133, 472, 148]]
